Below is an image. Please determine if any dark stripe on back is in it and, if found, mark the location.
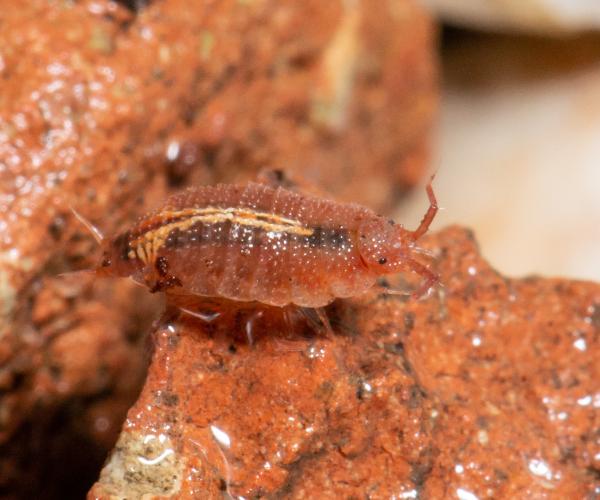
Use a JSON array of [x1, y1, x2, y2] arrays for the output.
[[160, 221, 352, 250], [307, 226, 351, 249]]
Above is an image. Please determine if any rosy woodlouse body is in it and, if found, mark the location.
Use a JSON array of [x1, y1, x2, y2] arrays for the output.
[[95, 180, 438, 309]]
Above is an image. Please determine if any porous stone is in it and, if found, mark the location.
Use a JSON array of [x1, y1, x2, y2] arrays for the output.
[[90, 227, 600, 498], [0, 0, 436, 496]]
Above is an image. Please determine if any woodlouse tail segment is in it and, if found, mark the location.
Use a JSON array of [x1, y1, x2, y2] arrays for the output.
[[410, 174, 438, 242], [70, 206, 104, 244]]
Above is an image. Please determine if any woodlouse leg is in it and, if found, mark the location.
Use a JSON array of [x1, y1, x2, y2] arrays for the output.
[[268, 308, 309, 352], [281, 307, 302, 339], [298, 307, 334, 338], [407, 257, 439, 299], [410, 176, 438, 241], [177, 306, 222, 323], [244, 310, 264, 345]]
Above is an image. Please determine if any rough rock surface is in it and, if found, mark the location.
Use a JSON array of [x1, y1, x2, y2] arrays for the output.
[[90, 227, 600, 499], [0, 0, 435, 497]]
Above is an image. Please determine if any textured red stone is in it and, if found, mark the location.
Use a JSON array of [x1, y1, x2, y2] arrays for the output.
[[90, 227, 600, 498], [0, 0, 435, 496]]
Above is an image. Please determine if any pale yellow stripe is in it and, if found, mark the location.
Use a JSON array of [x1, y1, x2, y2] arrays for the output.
[[159, 207, 305, 228], [131, 207, 313, 262]]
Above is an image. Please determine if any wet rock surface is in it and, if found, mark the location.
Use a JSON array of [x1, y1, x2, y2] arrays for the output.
[[0, 0, 435, 497], [90, 227, 600, 499]]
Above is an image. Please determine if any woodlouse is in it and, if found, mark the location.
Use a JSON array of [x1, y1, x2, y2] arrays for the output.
[[92, 176, 438, 310]]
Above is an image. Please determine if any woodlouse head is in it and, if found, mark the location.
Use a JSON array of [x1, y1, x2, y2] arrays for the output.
[[358, 217, 414, 275]]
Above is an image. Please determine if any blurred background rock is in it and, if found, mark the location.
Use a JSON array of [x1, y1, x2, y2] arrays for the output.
[[422, 0, 600, 34], [400, 0, 600, 282]]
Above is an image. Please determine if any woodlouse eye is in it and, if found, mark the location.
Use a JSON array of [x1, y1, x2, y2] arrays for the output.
[[378, 257, 387, 265], [101, 256, 112, 267]]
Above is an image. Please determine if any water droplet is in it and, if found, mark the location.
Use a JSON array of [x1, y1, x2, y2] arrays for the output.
[[397, 490, 417, 499], [577, 395, 591, 406], [528, 458, 552, 480], [456, 487, 479, 500], [573, 338, 587, 351], [166, 140, 180, 161], [210, 424, 231, 448]]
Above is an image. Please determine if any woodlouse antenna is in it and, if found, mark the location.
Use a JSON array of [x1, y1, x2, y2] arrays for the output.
[[70, 206, 104, 244], [410, 174, 438, 241]]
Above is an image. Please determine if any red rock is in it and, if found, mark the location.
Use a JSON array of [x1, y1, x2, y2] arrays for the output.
[[0, 0, 435, 496], [89, 227, 600, 498]]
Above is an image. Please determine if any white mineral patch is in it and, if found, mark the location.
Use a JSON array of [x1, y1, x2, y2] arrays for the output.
[[95, 430, 184, 497]]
